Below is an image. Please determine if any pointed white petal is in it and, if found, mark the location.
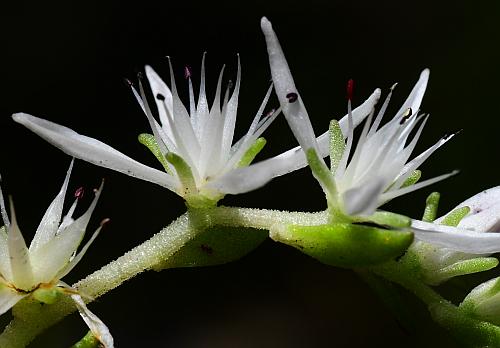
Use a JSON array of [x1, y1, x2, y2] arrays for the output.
[[342, 178, 386, 216], [0, 178, 10, 228], [13, 113, 179, 192], [144, 65, 173, 130], [220, 56, 242, 161], [7, 200, 34, 290], [261, 17, 319, 152], [380, 170, 459, 203], [30, 159, 73, 252], [0, 227, 12, 282], [0, 286, 26, 315], [56, 220, 106, 280], [412, 220, 500, 254], [71, 294, 114, 348], [394, 69, 429, 119]]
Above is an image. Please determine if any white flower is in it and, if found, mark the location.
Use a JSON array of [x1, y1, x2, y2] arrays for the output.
[[412, 187, 500, 257], [13, 56, 381, 206], [260, 17, 456, 217], [0, 160, 113, 348]]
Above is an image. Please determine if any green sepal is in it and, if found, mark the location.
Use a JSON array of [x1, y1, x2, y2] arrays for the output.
[[401, 170, 421, 188], [71, 330, 101, 348], [461, 277, 500, 326], [430, 301, 500, 347], [365, 211, 411, 228], [271, 223, 414, 268], [306, 148, 337, 199], [441, 206, 471, 227], [427, 258, 499, 285], [153, 226, 268, 270], [237, 137, 267, 167], [329, 119, 345, 175], [32, 287, 61, 305], [422, 192, 440, 222], [138, 133, 171, 173]]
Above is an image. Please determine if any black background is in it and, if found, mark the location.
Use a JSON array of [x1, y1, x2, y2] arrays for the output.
[[1, 0, 500, 347]]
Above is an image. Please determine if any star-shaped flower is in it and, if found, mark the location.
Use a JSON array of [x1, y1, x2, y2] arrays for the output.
[[261, 17, 456, 218], [0, 160, 113, 347], [13, 56, 380, 207], [411, 187, 500, 264]]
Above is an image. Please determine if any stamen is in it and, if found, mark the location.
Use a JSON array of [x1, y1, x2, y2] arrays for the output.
[[156, 93, 166, 101], [184, 65, 192, 80], [136, 71, 144, 80], [265, 108, 276, 118], [286, 92, 298, 103], [100, 218, 111, 227], [74, 187, 84, 199]]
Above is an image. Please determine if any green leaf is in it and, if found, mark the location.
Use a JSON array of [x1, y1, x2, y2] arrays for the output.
[[401, 170, 421, 188], [422, 192, 440, 222], [271, 223, 413, 268], [237, 137, 267, 167], [70, 330, 101, 348], [138, 133, 171, 173], [441, 206, 471, 227], [329, 119, 345, 175], [153, 226, 268, 270]]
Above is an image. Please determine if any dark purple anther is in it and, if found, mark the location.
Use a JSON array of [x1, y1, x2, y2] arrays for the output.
[[265, 108, 276, 118], [286, 92, 298, 103], [184, 65, 192, 80], [156, 93, 166, 101], [346, 79, 354, 101], [74, 187, 84, 199], [124, 78, 133, 87]]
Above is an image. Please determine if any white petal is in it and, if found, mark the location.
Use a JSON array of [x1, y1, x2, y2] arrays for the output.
[[7, 200, 34, 290], [261, 17, 319, 152], [30, 159, 73, 253], [144, 65, 174, 130], [412, 220, 500, 254], [12, 113, 179, 192], [394, 69, 429, 119], [56, 220, 105, 280], [342, 178, 386, 216], [71, 294, 114, 348], [0, 286, 26, 315], [0, 227, 12, 282]]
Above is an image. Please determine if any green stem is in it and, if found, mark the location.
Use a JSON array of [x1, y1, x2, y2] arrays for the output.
[[0, 206, 324, 347]]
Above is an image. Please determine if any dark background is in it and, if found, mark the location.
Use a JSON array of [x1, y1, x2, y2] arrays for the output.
[[1, 0, 500, 347]]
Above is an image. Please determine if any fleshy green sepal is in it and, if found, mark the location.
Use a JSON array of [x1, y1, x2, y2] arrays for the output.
[[422, 192, 440, 222], [71, 330, 101, 348], [365, 211, 411, 228], [237, 137, 267, 167], [329, 119, 345, 175], [270, 223, 413, 268], [441, 206, 470, 227], [306, 148, 337, 199], [401, 170, 421, 188], [138, 133, 171, 173], [33, 287, 60, 305]]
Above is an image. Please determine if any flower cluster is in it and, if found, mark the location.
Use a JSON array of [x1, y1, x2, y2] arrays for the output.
[[4, 15, 500, 347]]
